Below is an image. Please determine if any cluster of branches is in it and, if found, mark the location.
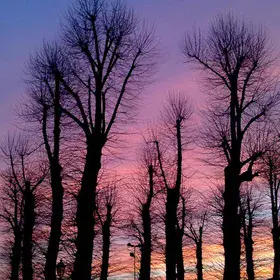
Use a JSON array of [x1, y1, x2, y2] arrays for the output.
[[1, 1, 280, 280]]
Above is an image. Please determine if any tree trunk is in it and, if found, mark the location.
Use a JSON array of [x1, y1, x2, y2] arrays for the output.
[[44, 77, 64, 280], [139, 164, 153, 280], [166, 119, 183, 280], [196, 240, 203, 280], [243, 198, 255, 280], [44, 166, 63, 280], [100, 205, 112, 280], [10, 228, 21, 280], [22, 184, 35, 280], [176, 230, 184, 280], [139, 205, 151, 280], [223, 166, 241, 280], [166, 188, 179, 280], [72, 140, 102, 280]]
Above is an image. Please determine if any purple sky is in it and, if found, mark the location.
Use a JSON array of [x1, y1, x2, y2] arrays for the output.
[[1, 0, 280, 141]]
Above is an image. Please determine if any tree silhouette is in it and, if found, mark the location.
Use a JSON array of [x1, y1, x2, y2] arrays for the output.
[[261, 144, 280, 280], [60, 1, 156, 278], [155, 93, 193, 280], [0, 134, 46, 280], [0, 166, 23, 280], [182, 14, 279, 280], [3, 3, 280, 279], [184, 205, 207, 280], [240, 184, 263, 280], [22, 0, 157, 279], [96, 182, 119, 280], [25, 42, 65, 280], [129, 141, 159, 280]]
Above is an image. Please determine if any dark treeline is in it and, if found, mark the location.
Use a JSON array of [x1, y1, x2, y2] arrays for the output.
[[1, 1, 280, 280]]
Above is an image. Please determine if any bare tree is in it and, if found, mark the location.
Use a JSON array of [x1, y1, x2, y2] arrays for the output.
[[25, 42, 65, 280], [184, 206, 207, 280], [24, 1, 157, 279], [22, 0, 156, 278], [0, 171, 23, 280], [0, 134, 46, 280], [155, 93, 193, 280], [239, 184, 263, 280], [128, 141, 160, 280], [137, 153, 156, 280], [182, 13, 279, 280], [206, 183, 264, 280], [261, 146, 280, 280], [96, 182, 119, 280]]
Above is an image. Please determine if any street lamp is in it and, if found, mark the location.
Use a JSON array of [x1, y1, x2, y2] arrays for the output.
[[56, 259, 65, 280], [127, 243, 141, 280]]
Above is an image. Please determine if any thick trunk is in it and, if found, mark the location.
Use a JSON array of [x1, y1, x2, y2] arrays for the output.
[[176, 232, 184, 280], [72, 141, 102, 280], [100, 205, 112, 280], [166, 188, 179, 280], [196, 241, 203, 280], [22, 187, 35, 280], [139, 205, 151, 280], [223, 166, 241, 280], [10, 229, 21, 280], [44, 166, 63, 280]]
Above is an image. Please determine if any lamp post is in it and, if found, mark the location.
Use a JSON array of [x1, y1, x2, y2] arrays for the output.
[[127, 243, 141, 280], [56, 259, 65, 280]]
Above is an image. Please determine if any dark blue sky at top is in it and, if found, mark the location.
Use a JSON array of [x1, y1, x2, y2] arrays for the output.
[[1, 0, 280, 140]]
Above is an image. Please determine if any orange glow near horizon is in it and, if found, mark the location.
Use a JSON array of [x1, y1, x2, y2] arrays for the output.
[[103, 232, 274, 279]]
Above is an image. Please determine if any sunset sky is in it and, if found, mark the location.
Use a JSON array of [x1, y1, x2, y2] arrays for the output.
[[1, 1, 280, 278], [2, 0, 280, 141]]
